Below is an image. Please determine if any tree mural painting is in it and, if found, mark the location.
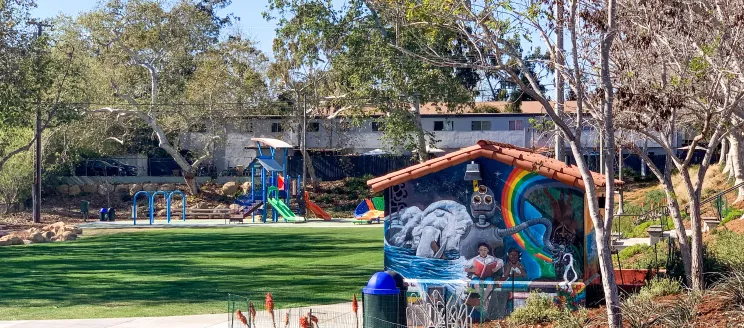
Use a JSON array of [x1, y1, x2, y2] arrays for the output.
[[369, 142, 599, 322]]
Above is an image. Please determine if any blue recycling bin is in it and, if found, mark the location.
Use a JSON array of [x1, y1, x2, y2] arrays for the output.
[[99, 208, 108, 221], [363, 272, 402, 328]]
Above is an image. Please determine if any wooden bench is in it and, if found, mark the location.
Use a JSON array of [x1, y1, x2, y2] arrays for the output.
[[170, 208, 232, 219]]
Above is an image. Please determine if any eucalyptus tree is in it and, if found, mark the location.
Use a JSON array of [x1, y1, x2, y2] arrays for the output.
[[265, 0, 480, 162], [76, 0, 267, 193]]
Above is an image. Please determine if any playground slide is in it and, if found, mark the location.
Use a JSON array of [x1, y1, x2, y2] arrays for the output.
[[303, 192, 332, 220], [305, 199, 332, 220], [267, 197, 300, 221]]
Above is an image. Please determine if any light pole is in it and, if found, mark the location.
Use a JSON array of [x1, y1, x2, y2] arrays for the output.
[[30, 20, 51, 224]]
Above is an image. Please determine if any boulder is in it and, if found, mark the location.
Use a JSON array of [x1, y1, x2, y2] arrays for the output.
[[98, 184, 114, 195], [229, 204, 241, 211], [28, 227, 41, 234], [42, 231, 55, 241], [115, 184, 130, 194], [160, 184, 175, 191], [130, 184, 143, 195], [192, 202, 208, 209], [0, 235, 24, 245], [222, 181, 240, 195], [241, 181, 251, 193], [23, 240, 32, 245], [82, 184, 98, 194], [157, 209, 167, 217], [0, 240, 9, 246], [143, 183, 158, 192], [28, 232, 46, 243], [63, 225, 82, 235], [59, 231, 77, 241], [56, 185, 70, 195], [68, 185, 81, 196]]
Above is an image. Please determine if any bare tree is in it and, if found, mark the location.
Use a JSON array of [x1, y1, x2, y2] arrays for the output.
[[363, 0, 623, 325], [615, 0, 744, 290]]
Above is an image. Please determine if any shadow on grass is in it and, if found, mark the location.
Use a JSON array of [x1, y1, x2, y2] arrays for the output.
[[0, 227, 383, 311]]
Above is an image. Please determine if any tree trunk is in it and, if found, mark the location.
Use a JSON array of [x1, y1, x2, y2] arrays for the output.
[[617, 146, 624, 214], [641, 138, 648, 177], [411, 96, 427, 163], [718, 138, 728, 166], [554, 0, 565, 162], [681, 170, 705, 290], [730, 128, 744, 203], [661, 177, 693, 285], [724, 135, 734, 176], [568, 141, 621, 327], [184, 169, 198, 195]]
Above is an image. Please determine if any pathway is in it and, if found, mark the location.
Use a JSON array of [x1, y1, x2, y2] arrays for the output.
[[79, 218, 382, 229], [0, 302, 362, 328]]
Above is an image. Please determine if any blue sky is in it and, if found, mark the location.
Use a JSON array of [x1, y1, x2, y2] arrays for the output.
[[32, 0, 279, 56]]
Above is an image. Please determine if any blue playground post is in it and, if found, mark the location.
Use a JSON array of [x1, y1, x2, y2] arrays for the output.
[[132, 190, 187, 225], [166, 190, 187, 223], [132, 191, 151, 226]]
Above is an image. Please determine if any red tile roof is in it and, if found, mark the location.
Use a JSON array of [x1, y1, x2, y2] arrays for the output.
[[367, 140, 622, 192]]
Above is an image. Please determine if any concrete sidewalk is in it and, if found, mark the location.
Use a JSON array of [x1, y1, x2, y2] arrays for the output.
[[0, 302, 361, 328]]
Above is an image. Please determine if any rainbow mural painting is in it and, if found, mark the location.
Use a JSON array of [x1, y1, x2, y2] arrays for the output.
[[502, 168, 558, 276]]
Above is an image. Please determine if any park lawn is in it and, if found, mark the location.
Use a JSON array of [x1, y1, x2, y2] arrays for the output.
[[0, 227, 384, 320]]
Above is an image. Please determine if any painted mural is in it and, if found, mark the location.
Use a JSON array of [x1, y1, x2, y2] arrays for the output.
[[383, 158, 586, 320]]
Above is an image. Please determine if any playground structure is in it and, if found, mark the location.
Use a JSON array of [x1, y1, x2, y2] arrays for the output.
[[235, 138, 331, 223], [353, 197, 384, 224], [132, 190, 187, 225]]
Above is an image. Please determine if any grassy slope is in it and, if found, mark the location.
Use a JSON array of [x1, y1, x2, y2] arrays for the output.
[[0, 227, 384, 320]]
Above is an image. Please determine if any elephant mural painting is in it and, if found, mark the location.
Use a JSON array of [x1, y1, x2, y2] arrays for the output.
[[387, 185, 561, 263]]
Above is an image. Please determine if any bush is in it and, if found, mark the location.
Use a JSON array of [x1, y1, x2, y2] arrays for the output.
[[657, 292, 700, 328], [721, 208, 744, 225], [620, 293, 663, 328], [708, 230, 744, 269], [712, 268, 744, 310], [552, 308, 590, 328], [639, 277, 682, 298], [0, 130, 34, 212], [506, 291, 561, 326]]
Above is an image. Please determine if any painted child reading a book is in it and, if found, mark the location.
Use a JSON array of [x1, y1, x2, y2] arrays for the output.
[[464, 243, 504, 279]]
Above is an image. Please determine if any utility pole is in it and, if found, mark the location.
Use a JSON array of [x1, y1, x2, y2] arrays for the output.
[[301, 93, 307, 216], [31, 20, 51, 224]]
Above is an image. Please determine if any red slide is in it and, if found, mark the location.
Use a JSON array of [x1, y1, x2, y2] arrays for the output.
[[304, 192, 332, 220]]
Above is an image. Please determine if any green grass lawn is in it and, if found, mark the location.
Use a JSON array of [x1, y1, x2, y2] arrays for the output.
[[0, 227, 384, 320]]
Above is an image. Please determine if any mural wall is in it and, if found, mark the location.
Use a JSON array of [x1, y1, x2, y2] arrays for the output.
[[383, 158, 586, 321]]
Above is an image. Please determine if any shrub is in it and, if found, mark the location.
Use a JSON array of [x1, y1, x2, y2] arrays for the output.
[[708, 230, 744, 270], [720, 208, 744, 225], [506, 291, 561, 326], [639, 277, 682, 298], [712, 269, 744, 310], [657, 292, 700, 328], [620, 293, 663, 328], [552, 308, 591, 328]]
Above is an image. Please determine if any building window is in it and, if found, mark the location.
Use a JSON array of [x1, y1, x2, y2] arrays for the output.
[[508, 120, 524, 131], [271, 122, 284, 133], [307, 122, 320, 132], [372, 121, 385, 131], [433, 120, 454, 131], [471, 120, 491, 131]]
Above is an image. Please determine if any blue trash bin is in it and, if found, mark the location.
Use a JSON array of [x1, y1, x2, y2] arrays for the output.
[[99, 208, 108, 221], [362, 272, 401, 328]]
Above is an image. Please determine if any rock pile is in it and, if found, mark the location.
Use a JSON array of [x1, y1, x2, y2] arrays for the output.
[[0, 222, 82, 246]]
